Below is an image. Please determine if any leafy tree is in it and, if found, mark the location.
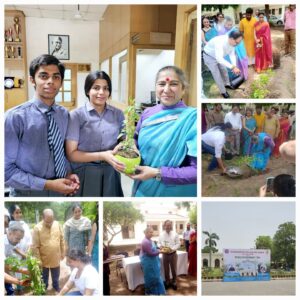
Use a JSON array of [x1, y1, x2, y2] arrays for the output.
[[5, 201, 97, 225], [175, 201, 191, 211], [202, 5, 239, 14], [272, 222, 295, 268], [255, 235, 273, 250], [202, 245, 218, 253], [189, 205, 197, 225], [203, 231, 220, 268], [103, 202, 144, 247]]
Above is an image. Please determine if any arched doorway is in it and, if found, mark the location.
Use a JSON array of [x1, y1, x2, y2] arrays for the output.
[[203, 258, 208, 267], [215, 258, 220, 268]]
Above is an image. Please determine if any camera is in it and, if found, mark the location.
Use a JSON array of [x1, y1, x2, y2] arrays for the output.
[[266, 176, 275, 193]]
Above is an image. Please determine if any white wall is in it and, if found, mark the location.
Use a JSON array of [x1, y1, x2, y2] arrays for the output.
[[135, 49, 175, 105], [25, 17, 99, 106]]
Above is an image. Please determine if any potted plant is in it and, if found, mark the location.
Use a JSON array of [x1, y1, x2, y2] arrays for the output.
[[115, 97, 141, 174]]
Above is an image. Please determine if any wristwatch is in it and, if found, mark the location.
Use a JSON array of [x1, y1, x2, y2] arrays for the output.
[[155, 168, 162, 181]]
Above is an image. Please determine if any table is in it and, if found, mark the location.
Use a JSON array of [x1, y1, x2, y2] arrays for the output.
[[122, 251, 188, 291]]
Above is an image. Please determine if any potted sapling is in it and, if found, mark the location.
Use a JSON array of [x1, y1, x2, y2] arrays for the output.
[[115, 97, 141, 174]]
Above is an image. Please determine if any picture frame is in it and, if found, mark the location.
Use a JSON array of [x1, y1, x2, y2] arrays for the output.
[[48, 34, 70, 60]]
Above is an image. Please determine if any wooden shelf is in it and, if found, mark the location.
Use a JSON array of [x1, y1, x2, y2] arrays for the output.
[[5, 10, 28, 111], [5, 41, 23, 45]]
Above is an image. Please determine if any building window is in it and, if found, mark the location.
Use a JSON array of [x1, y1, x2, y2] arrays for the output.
[[203, 259, 208, 267], [179, 224, 183, 230], [215, 259, 220, 268], [279, 8, 282, 15], [272, 9, 275, 15]]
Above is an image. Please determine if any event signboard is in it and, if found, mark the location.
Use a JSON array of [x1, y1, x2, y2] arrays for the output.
[[223, 249, 271, 282]]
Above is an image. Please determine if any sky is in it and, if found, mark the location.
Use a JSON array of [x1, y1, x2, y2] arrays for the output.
[[202, 201, 295, 251]]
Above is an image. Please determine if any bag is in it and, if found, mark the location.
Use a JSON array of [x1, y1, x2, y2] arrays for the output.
[[230, 74, 244, 89]]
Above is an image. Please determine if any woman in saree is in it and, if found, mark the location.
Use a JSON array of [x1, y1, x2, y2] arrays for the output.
[[201, 17, 218, 46], [140, 227, 166, 295], [188, 226, 197, 277], [224, 16, 249, 80], [273, 110, 291, 158], [249, 132, 275, 171], [214, 12, 226, 35], [254, 12, 273, 73], [242, 107, 257, 155], [130, 66, 197, 197]]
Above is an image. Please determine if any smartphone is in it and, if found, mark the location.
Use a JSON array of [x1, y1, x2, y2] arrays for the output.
[[266, 177, 275, 193]]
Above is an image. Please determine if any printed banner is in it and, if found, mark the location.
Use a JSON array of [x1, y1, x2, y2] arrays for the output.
[[223, 249, 271, 282]]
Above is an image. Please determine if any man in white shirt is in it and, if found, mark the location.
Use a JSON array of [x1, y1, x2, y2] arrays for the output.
[[158, 220, 180, 290], [224, 105, 242, 155], [202, 122, 233, 173], [203, 30, 242, 98], [183, 223, 192, 254], [5, 222, 25, 295]]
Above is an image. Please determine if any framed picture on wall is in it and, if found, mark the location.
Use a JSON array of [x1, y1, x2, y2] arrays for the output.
[[48, 34, 70, 60]]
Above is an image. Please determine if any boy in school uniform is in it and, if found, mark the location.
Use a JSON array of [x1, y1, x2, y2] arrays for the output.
[[5, 54, 80, 196]]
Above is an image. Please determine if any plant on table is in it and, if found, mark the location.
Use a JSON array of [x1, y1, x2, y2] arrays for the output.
[[115, 97, 141, 174]]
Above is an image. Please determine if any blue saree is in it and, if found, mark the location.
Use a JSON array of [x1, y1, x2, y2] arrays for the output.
[[249, 133, 271, 170], [242, 117, 257, 155], [225, 27, 249, 80], [204, 27, 218, 42], [134, 107, 197, 197], [140, 242, 166, 295]]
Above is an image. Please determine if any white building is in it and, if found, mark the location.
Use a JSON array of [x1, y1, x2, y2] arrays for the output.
[[108, 202, 192, 246], [202, 252, 224, 268]]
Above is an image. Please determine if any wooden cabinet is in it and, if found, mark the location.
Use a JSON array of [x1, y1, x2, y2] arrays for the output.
[[5, 10, 28, 111]]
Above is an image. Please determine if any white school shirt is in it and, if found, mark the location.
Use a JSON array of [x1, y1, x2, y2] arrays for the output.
[[202, 128, 226, 158], [69, 264, 99, 295], [158, 231, 181, 251], [224, 111, 242, 130], [204, 34, 237, 69]]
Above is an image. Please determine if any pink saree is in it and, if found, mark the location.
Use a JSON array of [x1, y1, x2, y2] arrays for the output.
[[255, 21, 273, 73]]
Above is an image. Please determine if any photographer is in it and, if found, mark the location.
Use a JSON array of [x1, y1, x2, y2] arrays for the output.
[[259, 174, 295, 197]]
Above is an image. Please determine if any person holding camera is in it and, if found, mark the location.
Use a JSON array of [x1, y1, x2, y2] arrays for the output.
[[259, 174, 295, 197]]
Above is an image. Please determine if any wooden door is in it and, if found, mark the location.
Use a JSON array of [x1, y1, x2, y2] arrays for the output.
[[56, 63, 77, 111]]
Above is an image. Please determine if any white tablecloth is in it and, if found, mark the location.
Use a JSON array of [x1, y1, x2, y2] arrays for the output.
[[122, 250, 188, 291]]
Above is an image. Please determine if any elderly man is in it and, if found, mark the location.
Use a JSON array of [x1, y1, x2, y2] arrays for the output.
[[32, 209, 64, 293], [51, 36, 68, 59], [203, 31, 242, 98], [5, 222, 28, 295], [158, 220, 180, 290]]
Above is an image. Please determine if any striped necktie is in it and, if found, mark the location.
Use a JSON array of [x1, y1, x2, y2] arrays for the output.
[[46, 109, 67, 178]]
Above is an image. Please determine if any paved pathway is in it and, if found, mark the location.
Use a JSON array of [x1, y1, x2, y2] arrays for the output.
[[202, 279, 295, 295]]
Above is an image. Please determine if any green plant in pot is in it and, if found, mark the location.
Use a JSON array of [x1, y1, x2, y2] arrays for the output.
[[115, 97, 141, 174]]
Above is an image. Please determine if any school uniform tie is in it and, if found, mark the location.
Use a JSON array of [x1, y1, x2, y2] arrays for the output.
[[46, 109, 67, 178]]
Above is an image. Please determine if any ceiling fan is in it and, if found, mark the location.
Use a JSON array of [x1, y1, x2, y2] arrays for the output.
[[74, 4, 83, 20]]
